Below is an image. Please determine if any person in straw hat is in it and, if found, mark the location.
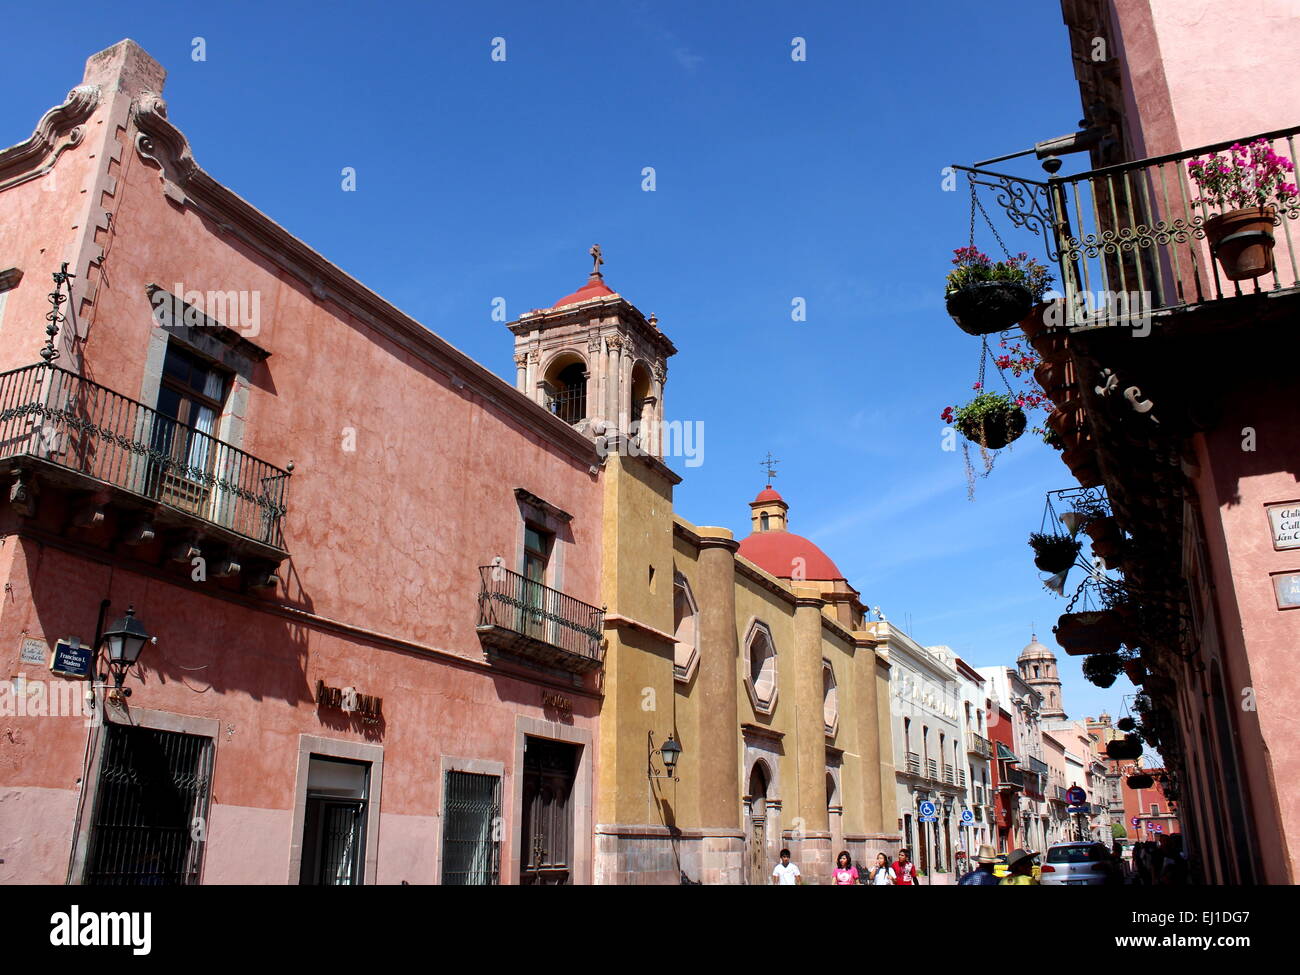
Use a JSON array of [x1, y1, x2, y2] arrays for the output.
[[958, 844, 1002, 885], [1000, 848, 1040, 885]]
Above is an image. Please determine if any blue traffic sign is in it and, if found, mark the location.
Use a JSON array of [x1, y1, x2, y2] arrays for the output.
[[960, 808, 974, 825], [918, 800, 937, 818]]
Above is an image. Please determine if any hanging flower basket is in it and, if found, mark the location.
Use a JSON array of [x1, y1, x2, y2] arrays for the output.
[[947, 281, 1034, 335], [1054, 610, 1123, 655], [1082, 651, 1123, 688], [1126, 773, 1154, 790], [948, 391, 1026, 449], [944, 248, 1050, 336], [1105, 734, 1143, 760], [1189, 140, 1296, 281], [1123, 658, 1147, 685], [1029, 532, 1081, 573], [1116, 716, 1137, 732]]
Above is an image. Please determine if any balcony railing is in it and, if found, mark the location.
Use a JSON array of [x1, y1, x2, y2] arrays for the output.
[[967, 732, 993, 759], [957, 769, 967, 789], [0, 362, 290, 549], [476, 565, 604, 672], [961, 126, 1300, 327], [927, 758, 939, 780], [906, 751, 921, 776], [998, 764, 1025, 791], [943, 763, 955, 785]]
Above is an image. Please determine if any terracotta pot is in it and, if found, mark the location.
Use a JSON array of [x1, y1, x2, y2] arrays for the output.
[[957, 406, 1027, 449], [1028, 328, 1069, 362], [1054, 610, 1123, 655], [1085, 516, 1124, 565], [1204, 205, 1276, 281], [946, 281, 1034, 336], [1061, 444, 1102, 486], [1123, 658, 1147, 685]]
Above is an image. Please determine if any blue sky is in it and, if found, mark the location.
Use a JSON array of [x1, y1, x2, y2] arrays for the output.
[[1, 0, 1140, 725]]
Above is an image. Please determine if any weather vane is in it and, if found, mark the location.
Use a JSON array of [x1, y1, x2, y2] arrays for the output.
[[760, 451, 780, 486], [589, 243, 604, 277]]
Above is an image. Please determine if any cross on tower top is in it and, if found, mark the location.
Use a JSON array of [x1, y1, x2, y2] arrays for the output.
[[760, 451, 780, 486], [589, 244, 604, 278]]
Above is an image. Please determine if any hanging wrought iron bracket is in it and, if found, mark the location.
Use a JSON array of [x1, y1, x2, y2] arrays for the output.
[[951, 165, 1060, 263]]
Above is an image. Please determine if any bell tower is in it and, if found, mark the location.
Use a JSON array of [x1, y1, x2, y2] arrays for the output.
[[1018, 633, 1067, 720], [507, 246, 676, 458]]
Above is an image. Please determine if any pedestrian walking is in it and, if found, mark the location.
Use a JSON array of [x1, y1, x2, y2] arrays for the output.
[[891, 848, 919, 886], [867, 852, 894, 885], [831, 850, 859, 885], [958, 844, 1001, 885], [771, 848, 803, 885], [999, 848, 1039, 885]]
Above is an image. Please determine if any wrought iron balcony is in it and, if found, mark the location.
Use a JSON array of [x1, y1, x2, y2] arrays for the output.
[[0, 362, 290, 558], [967, 732, 993, 759], [957, 769, 967, 789], [943, 763, 955, 785], [997, 764, 1025, 791], [926, 758, 939, 780], [476, 565, 605, 673], [906, 751, 921, 775], [961, 126, 1300, 328]]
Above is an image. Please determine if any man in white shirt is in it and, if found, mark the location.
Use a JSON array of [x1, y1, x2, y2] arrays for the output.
[[771, 848, 803, 885]]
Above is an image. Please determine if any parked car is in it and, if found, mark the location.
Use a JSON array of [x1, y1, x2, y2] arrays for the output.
[[1039, 842, 1120, 885]]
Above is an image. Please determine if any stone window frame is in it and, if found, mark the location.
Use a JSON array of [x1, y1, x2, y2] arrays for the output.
[[672, 572, 700, 684], [288, 734, 385, 885], [744, 618, 779, 716]]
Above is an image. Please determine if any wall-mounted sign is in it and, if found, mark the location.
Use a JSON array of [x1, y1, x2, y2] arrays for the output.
[[50, 639, 92, 679], [542, 691, 572, 713], [315, 680, 383, 725], [1267, 503, 1300, 550], [1271, 572, 1300, 610], [19, 638, 47, 666]]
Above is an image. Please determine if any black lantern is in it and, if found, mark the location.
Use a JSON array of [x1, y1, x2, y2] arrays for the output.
[[100, 605, 151, 695], [648, 731, 682, 781]]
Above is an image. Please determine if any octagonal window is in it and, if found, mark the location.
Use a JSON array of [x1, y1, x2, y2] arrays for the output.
[[673, 575, 699, 683], [745, 621, 778, 714], [823, 660, 839, 736]]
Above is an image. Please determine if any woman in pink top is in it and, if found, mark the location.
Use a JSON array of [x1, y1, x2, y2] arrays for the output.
[[831, 850, 859, 885]]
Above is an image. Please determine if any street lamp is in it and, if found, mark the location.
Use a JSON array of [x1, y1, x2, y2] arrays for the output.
[[648, 731, 681, 781], [99, 605, 151, 699]]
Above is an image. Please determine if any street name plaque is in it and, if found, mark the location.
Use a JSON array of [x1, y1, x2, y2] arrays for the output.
[[1266, 503, 1300, 550]]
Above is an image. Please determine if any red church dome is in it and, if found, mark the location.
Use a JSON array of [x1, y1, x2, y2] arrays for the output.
[[738, 529, 844, 580], [552, 274, 615, 309], [754, 486, 784, 504]]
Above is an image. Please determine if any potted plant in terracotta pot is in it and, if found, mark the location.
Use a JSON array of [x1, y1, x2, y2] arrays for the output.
[[942, 390, 1027, 449], [1188, 139, 1298, 281], [1122, 657, 1147, 685], [1029, 532, 1081, 573], [1126, 772, 1154, 790], [1085, 515, 1125, 566], [945, 248, 1047, 335], [1105, 734, 1143, 760], [1082, 651, 1123, 688], [1054, 610, 1123, 655]]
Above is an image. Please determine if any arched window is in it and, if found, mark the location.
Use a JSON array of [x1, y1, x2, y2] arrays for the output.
[[760, 512, 770, 531], [542, 354, 587, 424]]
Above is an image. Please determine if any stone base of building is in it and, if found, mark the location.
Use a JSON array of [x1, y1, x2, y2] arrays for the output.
[[595, 824, 745, 884]]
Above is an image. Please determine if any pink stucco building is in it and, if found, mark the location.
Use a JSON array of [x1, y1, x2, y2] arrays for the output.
[[1021, 0, 1300, 882], [0, 41, 609, 884]]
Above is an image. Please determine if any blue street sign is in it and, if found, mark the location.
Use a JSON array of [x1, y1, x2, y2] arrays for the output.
[[1066, 786, 1087, 805], [960, 808, 974, 825], [49, 639, 92, 679], [1067, 805, 1090, 815], [918, 800, 937, 818]]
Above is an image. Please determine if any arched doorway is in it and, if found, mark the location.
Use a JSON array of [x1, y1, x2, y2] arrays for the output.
[[746, 762, 770, 885], [542, 354, 587, 425]]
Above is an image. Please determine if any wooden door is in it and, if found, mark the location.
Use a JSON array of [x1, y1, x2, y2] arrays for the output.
[[519, 737, 577, 885]]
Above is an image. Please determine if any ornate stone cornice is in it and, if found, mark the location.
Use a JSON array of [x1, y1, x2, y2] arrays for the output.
[[0, 85, 101, 190]]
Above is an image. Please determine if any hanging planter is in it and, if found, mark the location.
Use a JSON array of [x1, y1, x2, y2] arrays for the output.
[[1123, 658, 1147, 685], [1106, 734, 1143, 760], [1041, 425, 1065, 451], [1188, 140, 1297, 282], [944, 247, 1051, 336], [948, 391, 1026, 449], [1082, 651, 1123, 688], [1116, 716, 1137, 732], [1054, 610, 1123, 655], [1029, 532, 1081, 573], [1126, 773, 1154, 790], [1033, 358, 1072, 397]]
